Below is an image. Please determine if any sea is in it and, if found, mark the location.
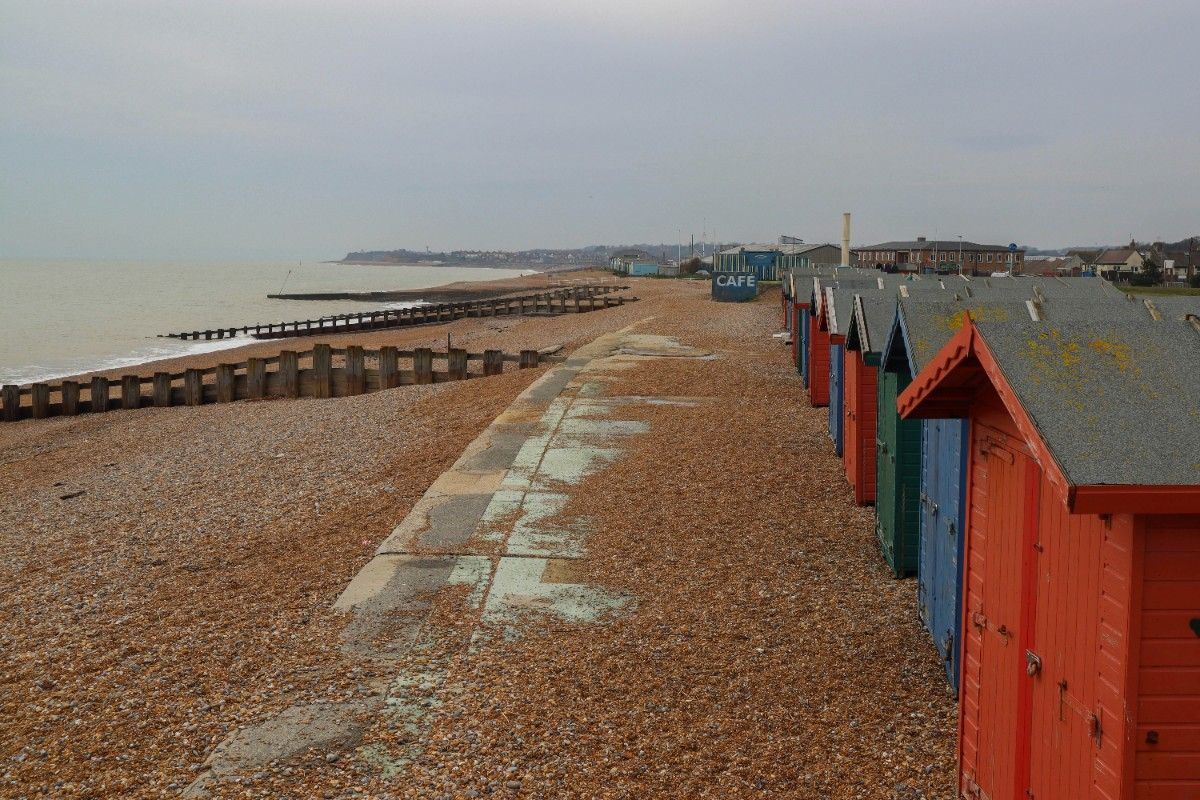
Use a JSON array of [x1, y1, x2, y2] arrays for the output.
[[0, 259, 534, 385]]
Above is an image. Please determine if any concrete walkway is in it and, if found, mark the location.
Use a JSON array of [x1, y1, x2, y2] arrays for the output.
[[186, 322, 714, 795]]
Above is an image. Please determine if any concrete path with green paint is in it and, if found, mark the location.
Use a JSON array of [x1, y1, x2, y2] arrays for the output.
[[184, 324, 712, 796]]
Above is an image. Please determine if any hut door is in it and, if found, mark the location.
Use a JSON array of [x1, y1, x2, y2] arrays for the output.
[[962, 429, 1036, 800], [1026, 503, 1109, 799]]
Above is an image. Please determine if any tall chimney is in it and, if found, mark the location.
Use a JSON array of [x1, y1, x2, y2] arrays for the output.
[[841, 212, 851, 266]]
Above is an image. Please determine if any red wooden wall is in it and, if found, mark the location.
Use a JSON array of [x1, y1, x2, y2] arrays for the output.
[[843, 349, 878, 506], [1134, 516, 1200, 798], [956, 387, 1200, 799], [808, 312, 830, 407]]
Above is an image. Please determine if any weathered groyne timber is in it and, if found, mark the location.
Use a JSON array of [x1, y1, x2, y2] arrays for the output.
[[0, 344, 562, 423], [160, 285, 630, 342]]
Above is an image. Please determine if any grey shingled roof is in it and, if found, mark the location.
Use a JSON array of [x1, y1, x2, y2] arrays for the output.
[[824, 278, 883, 335], [848, 293, 901, 354], [972, 317, 1200, 486], [1141, 295, 1200, 321], [891, 291, 1151, 376]]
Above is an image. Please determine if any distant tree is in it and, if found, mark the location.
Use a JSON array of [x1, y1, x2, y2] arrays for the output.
[[680, 257, 703, 275], [1130, 257, 1162, 287], [1189, 271, 1200, 289]]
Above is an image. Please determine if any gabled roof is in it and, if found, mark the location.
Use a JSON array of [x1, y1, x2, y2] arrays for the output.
[[824, 277, 882, 336], [878, 278, 1129, 379], [846, 282, 946, 355], [897, 314, 1200, 513], [1094, 247, 1140, 265]]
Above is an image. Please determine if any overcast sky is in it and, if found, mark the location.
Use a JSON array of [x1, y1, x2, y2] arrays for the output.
[[1, 0, 1197, 260]]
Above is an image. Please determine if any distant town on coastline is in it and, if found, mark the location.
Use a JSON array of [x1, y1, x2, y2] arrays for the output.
[[344, 233, 1200, 286]]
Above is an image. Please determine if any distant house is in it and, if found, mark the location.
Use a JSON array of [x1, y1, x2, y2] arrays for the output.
[[609, 250, 657, 273], [1066, 248, 1102, 267], [853, 236, 1024, 275], [1093, 246, 1148, 280], [1024, 254, 1084, 277], [1149, 240, 1198, 284]]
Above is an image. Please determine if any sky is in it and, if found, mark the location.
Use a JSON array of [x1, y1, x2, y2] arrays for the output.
[[1, 0, 1197, 260]]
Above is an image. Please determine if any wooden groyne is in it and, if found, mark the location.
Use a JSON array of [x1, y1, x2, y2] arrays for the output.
[[160, 285, 630, 342], [1, 345, 562, 423]]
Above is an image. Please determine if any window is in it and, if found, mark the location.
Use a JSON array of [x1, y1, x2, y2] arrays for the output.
[[986, 253, 993, 263]]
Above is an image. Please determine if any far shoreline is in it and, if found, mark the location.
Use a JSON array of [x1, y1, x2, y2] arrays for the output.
[[7, 268, 617, 387]]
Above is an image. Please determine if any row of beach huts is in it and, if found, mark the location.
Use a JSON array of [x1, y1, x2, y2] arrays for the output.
[[779, 268, 1200, 800]]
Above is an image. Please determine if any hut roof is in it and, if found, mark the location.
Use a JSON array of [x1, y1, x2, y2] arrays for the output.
[[898, 314, 1200, 512]]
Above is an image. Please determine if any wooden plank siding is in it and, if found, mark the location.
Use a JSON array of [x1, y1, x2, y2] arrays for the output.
[[1133, 517, 1200, 799], [808, 313, 830, 407], [843, 349, 879, 507], [827, 340, 845, 453]]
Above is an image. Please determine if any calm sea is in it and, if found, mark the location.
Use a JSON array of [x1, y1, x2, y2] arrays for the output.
[[0, 259, 533, 384]]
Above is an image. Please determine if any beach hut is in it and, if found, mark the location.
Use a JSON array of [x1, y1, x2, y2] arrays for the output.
[[880, 288, 1144, 684], [897, 313, 1200, 800], [879, 296, 1033, 679], [823, 282, 870, 454], [842, 293, 896, 506], [808, 280, 832, 407]]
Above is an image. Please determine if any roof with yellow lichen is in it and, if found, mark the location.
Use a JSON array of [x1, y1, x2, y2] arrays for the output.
[[972, 316, 1200, 486]]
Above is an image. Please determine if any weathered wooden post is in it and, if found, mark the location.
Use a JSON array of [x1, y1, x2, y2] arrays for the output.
[[246, 358, 265, 399], [121, 375, 140, 409], [1, 385, 19, 422], [379, 346, 399, 389], [519, 350, 539, 369], [413, 348, 433, 385], [312, 344, 332, 398], [91, 377, 110, 413], [448, 348, 468, 380], [345, 346, 365, 395], [483, 349, 504, 377], [204, 330, 212, 340], [216, 364, 236, 403], [152, 373, 172, 407], [184, 370, 203, 406], [31, 384, 50, 419], [278, 350, 299, 397], [61, 381, 80, 416], [0, 383, 18, 422]]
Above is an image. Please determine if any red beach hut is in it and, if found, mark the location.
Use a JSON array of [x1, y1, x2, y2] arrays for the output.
[[842, 294, 887, 505], [897, 315, 1200, 800], [807, 280, 832, 407]]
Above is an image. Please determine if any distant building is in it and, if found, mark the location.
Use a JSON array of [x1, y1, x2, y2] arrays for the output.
[[1066, 248, 1102, 266], [713, 240, 842, 281], [1024, 254, 1085, 277], [1092, 246, 1148, 281], [853, 236, 1024, 275], [609, 250, 658, 272], [1149, 240, 1198, 284]]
